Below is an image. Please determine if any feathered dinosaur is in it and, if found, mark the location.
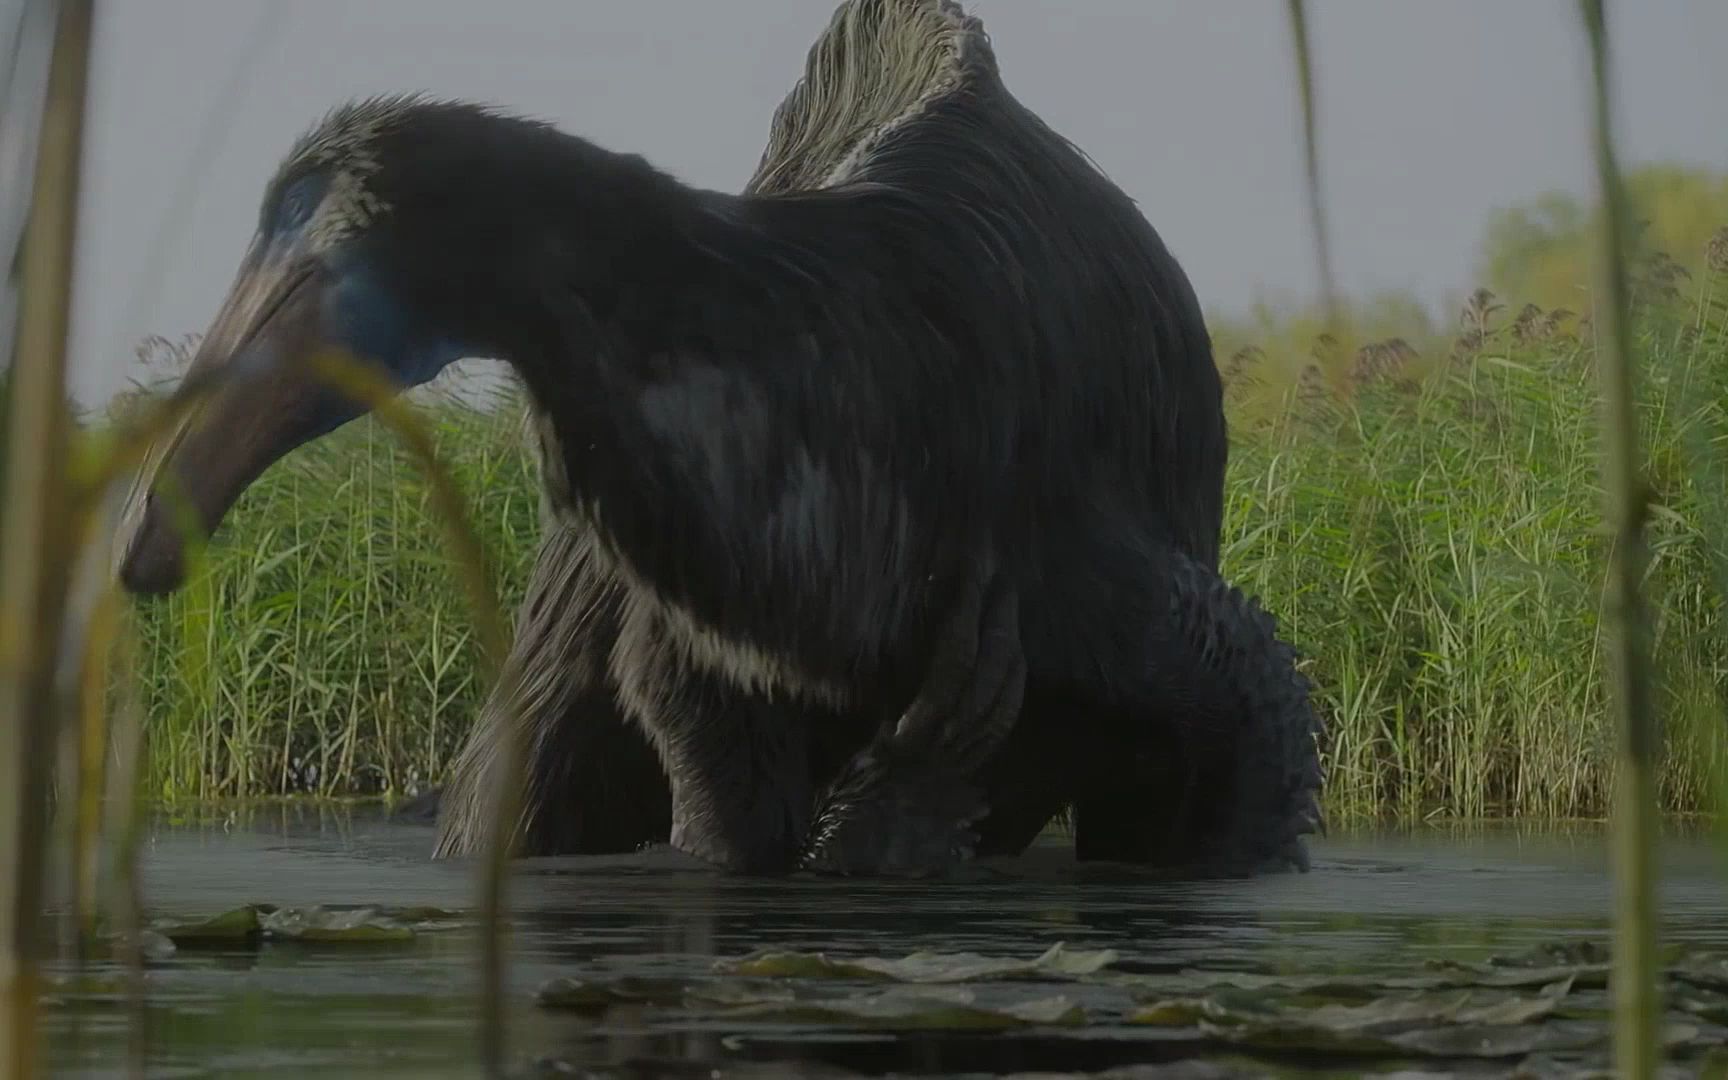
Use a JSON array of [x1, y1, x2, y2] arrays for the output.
[[117, 0, 1324, 876]]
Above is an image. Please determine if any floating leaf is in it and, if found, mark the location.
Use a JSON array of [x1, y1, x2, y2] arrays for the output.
[[536, 976, 692, 1014], [1661, 1021, 1708, 1049], [1474, 964, 1609, 991], [1119, 963, 1603, 1002], [997, 997, 1088, 1026], [137, 930, 178, 960], [1675, 992, 1728, 1025], [1130, 990, 1279, 1028], [540, 967, 1087, 1030], [536, 974, 807, 1015], [1383, 1020, 1599, 1059], [139, 903, 446, 950], [258, 906, 413, 943], [1424, 956, 1611, 990], [150, 905, 261, 944], [716, 986, 1084, 1030], [1675, 955, 1728, 993], [717, 951, 886, 980], [683, 980, 799, 1009], [1129, 977, 1581, 1060], [377, 905, 468, 928], [1454, 980, 1576, 1026], [717, 942, 1117, 984]]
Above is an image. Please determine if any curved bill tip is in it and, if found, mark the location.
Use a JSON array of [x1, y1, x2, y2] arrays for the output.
[[110, 257, 347, 599], [115, 491, 189, 596]]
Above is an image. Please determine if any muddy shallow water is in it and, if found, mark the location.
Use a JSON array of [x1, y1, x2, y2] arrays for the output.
[[39, 806, 1728, 1078]]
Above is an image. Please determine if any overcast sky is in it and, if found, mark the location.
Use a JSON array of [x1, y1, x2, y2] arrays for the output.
[[35, 0, 1728, 404]]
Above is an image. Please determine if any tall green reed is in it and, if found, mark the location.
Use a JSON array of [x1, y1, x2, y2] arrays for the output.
[[1222, 294, 1728, 824]]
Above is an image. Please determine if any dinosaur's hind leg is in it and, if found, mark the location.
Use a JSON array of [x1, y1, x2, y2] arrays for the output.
[[432, 524, 670, 858], [974, 543, 1323, 874]]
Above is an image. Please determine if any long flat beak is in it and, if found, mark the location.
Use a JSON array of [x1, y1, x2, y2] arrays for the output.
[[116, 249, 350, 596]]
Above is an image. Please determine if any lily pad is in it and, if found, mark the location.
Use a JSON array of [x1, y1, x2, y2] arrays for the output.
[[137, 930, 178, 960], [1675, 991, 1728, 1025], [1422, 959, 1612, 991], [149, 905, 262, 944], [1125, 967, 1532, 999], [1381, 1020, 1600, 1059], [1117, 962, 1605, 1002], [717, 941, 1117, 984], [716, 985, 1086, 1029], [1128, 977, 1583, 1060], [375, 905, 469, 929], [1130, 990, 1281, 1028], [1675, 955, 1728, 993], [536, 974, 808, 1015], [259, 905, 414, 943], [536, 975, 693, 1014], [147, 904, 421, 945], [1486, 940, 1612, 969]]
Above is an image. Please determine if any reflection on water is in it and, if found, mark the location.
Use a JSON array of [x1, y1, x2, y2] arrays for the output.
[[40, 804, 1728, 1078]]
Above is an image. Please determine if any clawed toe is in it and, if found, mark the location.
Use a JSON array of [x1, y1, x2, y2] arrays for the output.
[[801, 748, 987, 876]]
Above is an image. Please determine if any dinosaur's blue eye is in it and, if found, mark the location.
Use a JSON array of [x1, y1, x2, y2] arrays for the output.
[[274, 175, 323, 232]]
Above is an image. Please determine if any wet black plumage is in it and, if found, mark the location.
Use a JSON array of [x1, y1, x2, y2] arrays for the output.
[[118, 0, 1323, 876]]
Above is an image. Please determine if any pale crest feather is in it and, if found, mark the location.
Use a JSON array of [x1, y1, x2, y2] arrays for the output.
[[283, 92, 433, 171], [746, 0, 994, 195], [276, 93, 437, 250]]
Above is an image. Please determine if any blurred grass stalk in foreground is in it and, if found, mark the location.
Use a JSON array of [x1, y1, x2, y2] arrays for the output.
[[296, 351, 523, 1076], [1576, 2, 1662, 1077], [2, 1, 95, 1077], [1285, 0, 1670, 1071]]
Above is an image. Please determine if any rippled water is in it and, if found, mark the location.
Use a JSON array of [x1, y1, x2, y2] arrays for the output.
[[39, 805, 1728, 1078]]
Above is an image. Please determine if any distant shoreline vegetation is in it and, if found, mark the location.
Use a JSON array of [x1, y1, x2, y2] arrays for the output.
[[34, 169, 1728, 823]]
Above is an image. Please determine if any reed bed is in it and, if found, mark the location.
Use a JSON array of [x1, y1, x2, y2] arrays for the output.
[[1221, 284, 1728, 825], [87, 259, 1728, 827]]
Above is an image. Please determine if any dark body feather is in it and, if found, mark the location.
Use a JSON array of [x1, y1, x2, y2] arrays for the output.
[[425, 4, 1315, 872]]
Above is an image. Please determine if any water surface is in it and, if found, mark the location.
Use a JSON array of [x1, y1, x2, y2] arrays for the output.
[[42, 806, 1728, 1078]]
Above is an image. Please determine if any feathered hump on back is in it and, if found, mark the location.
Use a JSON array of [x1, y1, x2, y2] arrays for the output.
[[745, 0, 997, 195]]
